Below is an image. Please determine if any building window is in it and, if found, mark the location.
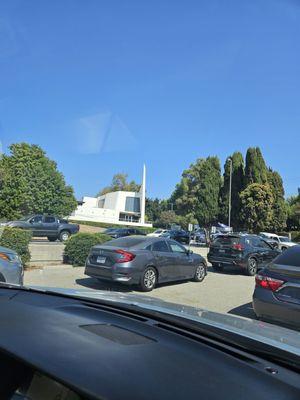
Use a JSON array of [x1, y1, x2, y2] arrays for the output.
[[98, 199, 105, 208], [125, 197, 140, 213]]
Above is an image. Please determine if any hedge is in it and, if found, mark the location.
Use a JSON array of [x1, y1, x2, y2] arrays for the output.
[[68, 219, 156, 234], [0, 227, 32, 265], [64, 232, 111, 266]]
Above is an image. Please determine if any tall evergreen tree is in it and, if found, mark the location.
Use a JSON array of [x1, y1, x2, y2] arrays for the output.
[[219, 152, 245, 228], [267, 169, 287, 231], [171, 156, 222, 227], [240, 183, 274, 232], [244, 147, 268, 186]]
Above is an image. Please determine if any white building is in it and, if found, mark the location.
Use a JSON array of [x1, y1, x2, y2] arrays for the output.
[[70, 165, 152, 227]]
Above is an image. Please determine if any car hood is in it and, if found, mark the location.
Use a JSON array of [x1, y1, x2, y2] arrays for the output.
[[28, 285, 300, 356]]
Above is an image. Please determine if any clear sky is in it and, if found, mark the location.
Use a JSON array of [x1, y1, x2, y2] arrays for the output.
[[0, 0, 299, 200]]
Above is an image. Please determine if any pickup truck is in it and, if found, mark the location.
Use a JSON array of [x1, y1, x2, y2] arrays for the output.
[[4, 215, 79, 242]]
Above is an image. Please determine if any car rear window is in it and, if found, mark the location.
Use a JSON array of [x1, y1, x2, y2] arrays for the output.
[[274, 246, 300, 267], [104, 237, 147, 248], [213, 236, 241, 246]]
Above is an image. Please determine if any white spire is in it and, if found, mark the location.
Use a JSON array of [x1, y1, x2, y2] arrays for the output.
[[140, 164, 146, 224]]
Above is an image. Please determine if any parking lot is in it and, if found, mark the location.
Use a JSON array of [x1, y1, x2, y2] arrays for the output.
[[24, 246, 257, 319]]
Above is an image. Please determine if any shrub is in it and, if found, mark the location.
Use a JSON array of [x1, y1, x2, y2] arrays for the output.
[[64, 232, 111, 266], [68, 219, 156, 234], [0, 227, 32, 265], [291, 231, 300, 243]]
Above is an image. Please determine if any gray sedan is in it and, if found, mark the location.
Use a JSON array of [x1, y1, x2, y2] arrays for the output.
[[0, 245, 24, 285], [85, 236, 207, 291]]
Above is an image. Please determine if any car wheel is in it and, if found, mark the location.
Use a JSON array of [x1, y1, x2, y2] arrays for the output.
[[140, 267, 157, 292], [59, 230, 70, 242], [47, 237, 57, 242], [246, 257, 258, 276], [211, 263, 224, 272], [281, 246, 287, 251], [193, 263, 206, 282]]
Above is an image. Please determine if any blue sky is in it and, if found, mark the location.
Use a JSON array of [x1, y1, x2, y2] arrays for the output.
[[0, 0, 300, 200]]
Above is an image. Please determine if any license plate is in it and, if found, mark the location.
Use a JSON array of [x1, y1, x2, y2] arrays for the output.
[[219, 249, 225, 253], [97, 256, 106, 264]]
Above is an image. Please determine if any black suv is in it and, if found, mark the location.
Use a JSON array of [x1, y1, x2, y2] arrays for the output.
[[161, 230, 190, 244], [207, 234, 281, 275]]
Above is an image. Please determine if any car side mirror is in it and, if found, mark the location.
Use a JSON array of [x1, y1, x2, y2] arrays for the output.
[[29, 219, 34, 224]]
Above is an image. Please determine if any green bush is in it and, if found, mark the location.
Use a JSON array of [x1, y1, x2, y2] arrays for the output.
[[0, 227, 32, 265], [64, 232, 111, 266], [291, 231, 300, 243], [68, 219, 156, 234]]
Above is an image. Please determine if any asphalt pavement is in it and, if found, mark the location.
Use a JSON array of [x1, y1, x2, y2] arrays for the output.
[[24, 245, 256, 319]]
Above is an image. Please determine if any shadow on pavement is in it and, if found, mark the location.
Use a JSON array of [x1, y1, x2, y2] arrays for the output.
[[228, 302, 257, 319], [207, 265, 247, 276], [76, 277, 134, 293]]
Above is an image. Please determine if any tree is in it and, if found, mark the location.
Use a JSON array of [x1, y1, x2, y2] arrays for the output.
[[239, 183, 274, 232], [219, 152, 244, 228], [97, 173, 141, 196], [244, 147, 268, 186], [145, 198, 169, 223], [286, 195, 300, 230], [267, 169, 287, 231], [171, 156, 222, 227], [0, 143, 77, 220], [156, 211, 180, 228]]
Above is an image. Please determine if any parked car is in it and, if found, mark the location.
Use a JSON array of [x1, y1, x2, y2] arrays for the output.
[[191, 228, 207, 245], [147, 229, 169, 237], [161, 229, 190, 244], [3, 215, 79, 242], [0, 245, 23, 285], [260, 232, 297, 251], [85, 236, 207, 291], [253, 245, 300, 329], [104, 227, 146, 238], [208, 234, 280, 275]]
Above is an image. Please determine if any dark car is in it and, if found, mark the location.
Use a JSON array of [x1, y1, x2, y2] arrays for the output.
[[161, 229, 190, 244], [5, 215, 79, 242], [85, 236, 207, 291], [104, 227, 146, 239], [207, 234, 280, 276], [191, 228, 207, 245], [253, 245, 300, 329]]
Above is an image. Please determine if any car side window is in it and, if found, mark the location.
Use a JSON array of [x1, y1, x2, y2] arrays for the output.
[[31, 215, 42, 223], [259, 240, 272, 249], [44, 216, 55, 223], [128, 229, 135, 234], [169, 241, 186, 253], [152, 240, 170, 252]]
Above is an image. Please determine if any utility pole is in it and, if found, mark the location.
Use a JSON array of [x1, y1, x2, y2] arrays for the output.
[[228, 158, 233, 230]]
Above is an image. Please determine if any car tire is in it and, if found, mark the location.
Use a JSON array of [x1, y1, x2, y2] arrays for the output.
[[139, 267, 157, 292], [48, 237, 57, 242], [211, 263, 224, 272], [246, 257, 258, 276], [59, 230, 70, 242], [281, 246, 287, 251], [193, 263, 206, 282]]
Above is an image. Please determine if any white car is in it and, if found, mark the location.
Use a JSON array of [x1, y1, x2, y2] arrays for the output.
[[260, 232, 297, 251], [147, 229, 168, 237]]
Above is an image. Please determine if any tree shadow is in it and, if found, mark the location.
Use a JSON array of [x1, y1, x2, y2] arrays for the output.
[[228, 302, 257, 319]]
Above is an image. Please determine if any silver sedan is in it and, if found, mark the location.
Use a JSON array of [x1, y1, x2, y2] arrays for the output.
[[85, 236, 207, 291], [0, 245, 24, 285]]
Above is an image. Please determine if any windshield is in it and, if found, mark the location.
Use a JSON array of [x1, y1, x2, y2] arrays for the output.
[[1, 0, 300, 367], [279, 237, 291, 243]]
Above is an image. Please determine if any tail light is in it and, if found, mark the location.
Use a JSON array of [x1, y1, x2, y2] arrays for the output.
[[232, 243, 244, 251], [115, 249, 136, 263], [255, 274, 284, 292]]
